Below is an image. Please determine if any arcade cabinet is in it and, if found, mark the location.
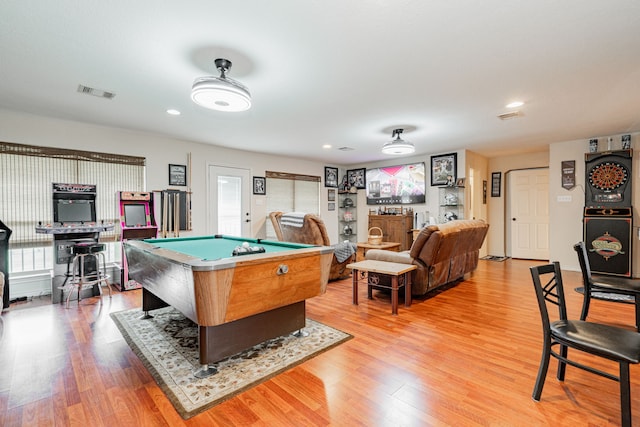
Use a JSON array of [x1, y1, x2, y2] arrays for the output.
[[583, 149, 633, 277], [36, 183, 114, 303], [0, 220, 11, 310], [117, 191, 157, 290]]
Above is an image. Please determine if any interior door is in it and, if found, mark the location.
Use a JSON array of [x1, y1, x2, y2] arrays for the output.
[[508, 168, 549, 260], [208, 165, 251, 236]]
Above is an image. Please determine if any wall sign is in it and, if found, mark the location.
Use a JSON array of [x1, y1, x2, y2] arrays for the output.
[[491, 172, 501, 197], [561, 160, 575, 190]]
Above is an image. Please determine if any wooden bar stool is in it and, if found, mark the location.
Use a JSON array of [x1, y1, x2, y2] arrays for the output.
[[64, 242, 111, 308]]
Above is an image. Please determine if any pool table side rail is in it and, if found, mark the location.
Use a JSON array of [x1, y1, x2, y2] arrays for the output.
[[124, 240, 333, 326]]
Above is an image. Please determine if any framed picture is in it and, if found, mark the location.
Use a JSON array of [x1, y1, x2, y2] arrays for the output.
[[456, 177, 465, 187], [327, 189, 336, 201], [324, 167, 338, 188], [491, 172, 501, 197], [483, 180, 487, 204], [431, 153, 457, 186], [328, 202, 335, 211], [169, 164, 187, 186], [253, 176, 266, 195], [347, 168, 366, 189]]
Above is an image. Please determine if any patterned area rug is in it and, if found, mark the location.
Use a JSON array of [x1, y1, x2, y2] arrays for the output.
[[110, 307, 352, 419], [574, 286, 634, 304]]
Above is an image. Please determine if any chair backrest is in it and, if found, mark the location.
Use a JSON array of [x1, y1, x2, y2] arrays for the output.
[[530, 262, 568, 334], [269, 211, 284, 241], [573, 241, 594, 292], [269, 211, 330, 246]]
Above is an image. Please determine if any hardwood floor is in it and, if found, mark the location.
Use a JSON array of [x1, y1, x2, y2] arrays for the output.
[[0, 258, 637, 426]]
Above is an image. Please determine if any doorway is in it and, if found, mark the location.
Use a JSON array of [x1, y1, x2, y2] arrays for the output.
[[207, 165, 251, 236], [507, 168, 549, 260]]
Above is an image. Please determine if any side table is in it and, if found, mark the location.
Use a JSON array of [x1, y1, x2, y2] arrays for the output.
[[346, 260, 416, 315], [356, 241, 401, 260]]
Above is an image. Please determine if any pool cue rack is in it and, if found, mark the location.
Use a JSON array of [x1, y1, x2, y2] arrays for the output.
[[156, 190, 191, 238]]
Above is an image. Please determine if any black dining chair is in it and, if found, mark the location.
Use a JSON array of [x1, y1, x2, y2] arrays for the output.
[[530, 262, 640, 427], [574, 241, 640, 331]]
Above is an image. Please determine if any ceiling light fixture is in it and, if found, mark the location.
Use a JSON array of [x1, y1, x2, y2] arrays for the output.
[[382, 128, 415, 155], [191, 58, 251, 112], [166, 109, 181, 115], [506, 101, 524, 108]]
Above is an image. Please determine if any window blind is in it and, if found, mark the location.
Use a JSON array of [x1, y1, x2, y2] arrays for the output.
[[0, 141, 145, 247]]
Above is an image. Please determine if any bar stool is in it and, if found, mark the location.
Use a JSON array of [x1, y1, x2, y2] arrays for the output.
[[64, 242, 111, 308]]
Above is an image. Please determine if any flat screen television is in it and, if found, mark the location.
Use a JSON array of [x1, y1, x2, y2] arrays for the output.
[[366, 162, 426, 205], [123, 203, 148, 227], [54, 199, 96, 223]]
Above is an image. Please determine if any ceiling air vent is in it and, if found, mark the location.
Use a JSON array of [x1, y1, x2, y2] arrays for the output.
[[338, 147, 355, 151], [498, 111, 522, 120], [77, 84, 116, 100]]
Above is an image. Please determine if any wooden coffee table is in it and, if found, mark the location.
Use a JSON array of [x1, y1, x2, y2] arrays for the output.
[[356, 241, 401, 260], [346, 260, 416, 315]]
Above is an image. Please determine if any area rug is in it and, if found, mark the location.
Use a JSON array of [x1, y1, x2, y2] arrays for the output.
[[575, 286, 634, 304], [110, 307, 352, 419]]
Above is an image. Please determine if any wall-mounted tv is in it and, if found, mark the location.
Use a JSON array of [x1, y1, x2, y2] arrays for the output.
[[366, 162, 426, 205]]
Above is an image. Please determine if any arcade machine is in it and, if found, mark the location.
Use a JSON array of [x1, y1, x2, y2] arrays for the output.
[[36, 183, 114, 303], [583, 148, 633, 277], [0, 220, 11, 310], [117, 191, 157, 290]]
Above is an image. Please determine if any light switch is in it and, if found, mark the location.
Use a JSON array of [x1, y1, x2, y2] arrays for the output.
[[557, 195, 572, 202]]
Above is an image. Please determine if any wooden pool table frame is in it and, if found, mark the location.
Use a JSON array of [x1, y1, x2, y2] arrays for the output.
[[124, 237, 333, 377]]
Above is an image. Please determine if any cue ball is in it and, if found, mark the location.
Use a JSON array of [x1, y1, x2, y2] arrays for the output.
[[242, 242, 250, 248]]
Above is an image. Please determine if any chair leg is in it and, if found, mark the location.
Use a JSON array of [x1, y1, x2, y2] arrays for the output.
[[634, 295, 640, 332], [556, 344, 567, 381], [580, 289, 591, 321], [620, 362, 631, 427], [533, 342, 551, 401]]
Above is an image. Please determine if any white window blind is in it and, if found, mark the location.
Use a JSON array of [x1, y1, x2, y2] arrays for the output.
[[0, 141, 145, 248], [265, 171, 320, 239]]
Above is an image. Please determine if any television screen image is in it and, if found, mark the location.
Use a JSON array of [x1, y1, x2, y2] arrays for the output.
[[54, 199, 96, 223], [124, 203, 148, 227], [366, 162, 426, 205]]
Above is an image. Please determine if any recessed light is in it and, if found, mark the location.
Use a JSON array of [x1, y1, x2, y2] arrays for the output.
[[166, 109, 181, 115], [322, 144, 332, 149], [505, 101, 524, 108]]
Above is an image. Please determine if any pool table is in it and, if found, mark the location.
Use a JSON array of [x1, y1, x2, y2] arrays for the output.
[[124, 235, 333, 377]]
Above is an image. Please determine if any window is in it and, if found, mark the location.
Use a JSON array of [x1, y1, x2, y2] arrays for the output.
[[265, 171, 320, 239], [0, 141, 145, 272]]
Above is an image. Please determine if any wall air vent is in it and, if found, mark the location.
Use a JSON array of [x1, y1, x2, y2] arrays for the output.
[[338, 147, 355, 151], [77, 84, 116, 99], [498, 111, 522, 120]]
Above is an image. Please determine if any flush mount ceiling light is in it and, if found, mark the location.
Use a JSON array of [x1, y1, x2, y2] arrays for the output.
[[191, 58, 251, 112], [381, 128, 415, 155]]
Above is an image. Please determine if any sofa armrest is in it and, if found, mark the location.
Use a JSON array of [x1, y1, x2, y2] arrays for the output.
[[365, 249, 413, 264]]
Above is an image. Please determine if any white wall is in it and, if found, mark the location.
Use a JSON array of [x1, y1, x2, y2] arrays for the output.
[[0, 109, 340, 242]]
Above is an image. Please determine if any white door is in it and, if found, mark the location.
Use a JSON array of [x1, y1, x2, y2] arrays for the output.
[[208, 165, 251, 236], [508, 168, 549, 260]]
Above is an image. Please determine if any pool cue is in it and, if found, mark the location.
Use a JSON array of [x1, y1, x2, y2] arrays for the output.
[[162, 191, 168, 238], [174, 192, 180, 237], [187, 153, 192, 231]]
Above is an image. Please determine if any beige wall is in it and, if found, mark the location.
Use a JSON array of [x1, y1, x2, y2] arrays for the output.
[[549, 135, 639, 274], [487, 151, 550, 257]]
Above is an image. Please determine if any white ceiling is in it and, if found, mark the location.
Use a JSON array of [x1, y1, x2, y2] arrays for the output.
[[1, 1, 640, 165]]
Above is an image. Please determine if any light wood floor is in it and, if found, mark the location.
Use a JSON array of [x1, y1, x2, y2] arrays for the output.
[[1, 258, 638, 426]]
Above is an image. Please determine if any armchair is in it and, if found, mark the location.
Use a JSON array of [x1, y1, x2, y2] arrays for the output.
[[269, 211, 355, 281]]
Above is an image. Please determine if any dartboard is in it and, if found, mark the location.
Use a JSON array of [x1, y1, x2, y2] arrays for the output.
[[588, 162, 628, 191]]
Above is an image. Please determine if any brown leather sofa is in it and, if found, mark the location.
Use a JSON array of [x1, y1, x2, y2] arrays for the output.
[[269, 211, 355, 281], [365, 219, 489, 295]]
